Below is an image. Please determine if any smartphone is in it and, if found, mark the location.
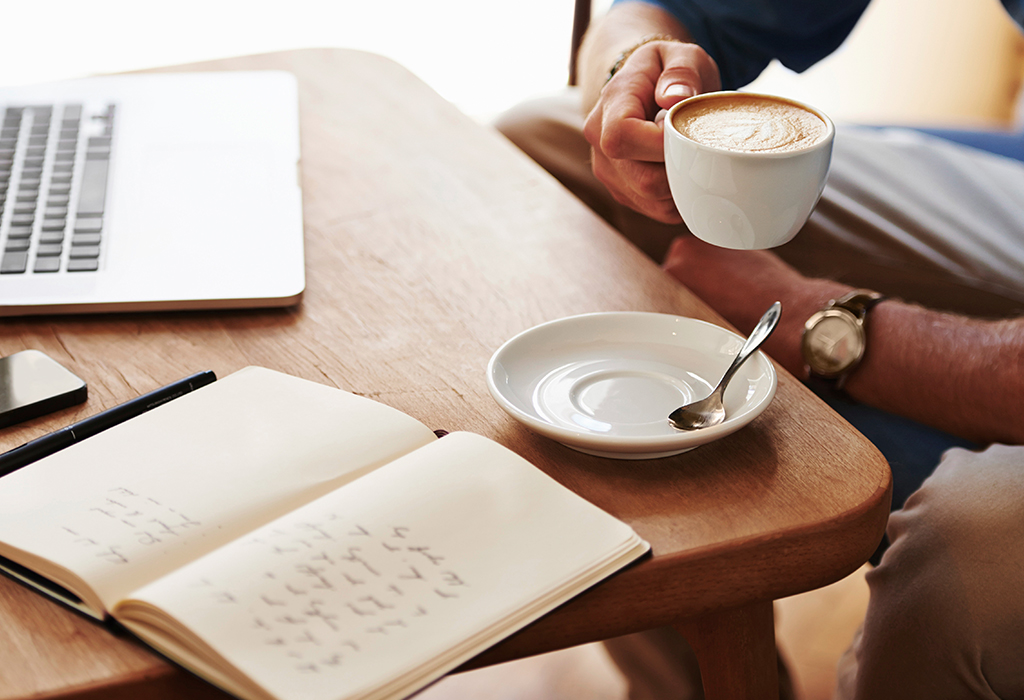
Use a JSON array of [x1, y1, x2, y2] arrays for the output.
[[0, 350, 87, 429]]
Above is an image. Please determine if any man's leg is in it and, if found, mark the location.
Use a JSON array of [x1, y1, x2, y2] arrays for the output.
[[784, 127, 1024, 318], [835, 444, 1024, 700]]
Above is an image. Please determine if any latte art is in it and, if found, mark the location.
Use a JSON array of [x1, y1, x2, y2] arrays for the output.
[[671, 95, 827, 153]]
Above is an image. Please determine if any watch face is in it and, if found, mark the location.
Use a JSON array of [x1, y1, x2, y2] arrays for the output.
[[803, 311, 865, 375]]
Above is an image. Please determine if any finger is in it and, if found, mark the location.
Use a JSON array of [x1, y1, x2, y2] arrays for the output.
[[655, 43, 722, 109], [589, 151, 684, 223], [590, 78, 666, 162], [594, 41, 693, 161], [617, 156, 675, 202]]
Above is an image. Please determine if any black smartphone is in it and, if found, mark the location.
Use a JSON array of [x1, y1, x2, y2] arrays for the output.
[[0, 350, 87, 429]]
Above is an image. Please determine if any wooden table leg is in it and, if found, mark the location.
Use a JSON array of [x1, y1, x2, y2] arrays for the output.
[[674, 600, 780, 700]]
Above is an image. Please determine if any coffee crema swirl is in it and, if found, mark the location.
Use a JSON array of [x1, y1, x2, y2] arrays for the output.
[[671, 94, 827, 153]]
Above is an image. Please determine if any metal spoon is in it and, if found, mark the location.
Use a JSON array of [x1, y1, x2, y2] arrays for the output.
[[668, 302, 781, 431]]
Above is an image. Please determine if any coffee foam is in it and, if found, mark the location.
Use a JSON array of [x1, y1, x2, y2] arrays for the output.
[[672, 95, 827, 153]]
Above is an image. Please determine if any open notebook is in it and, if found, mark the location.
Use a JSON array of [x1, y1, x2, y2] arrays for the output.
[[0, 367, 649, 700], [0, 71, 304, 315]]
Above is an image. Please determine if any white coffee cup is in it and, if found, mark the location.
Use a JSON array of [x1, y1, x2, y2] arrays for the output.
[[664, 91, 835, 250]]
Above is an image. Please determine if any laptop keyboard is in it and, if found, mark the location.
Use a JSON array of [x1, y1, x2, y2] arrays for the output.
[[0, 102, 114, 275]]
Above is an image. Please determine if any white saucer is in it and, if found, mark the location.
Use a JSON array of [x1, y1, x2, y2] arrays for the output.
[[486, 312, 777, 459]]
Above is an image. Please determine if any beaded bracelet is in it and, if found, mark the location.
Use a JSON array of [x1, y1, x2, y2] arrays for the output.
[[606, 34, 678, 83]]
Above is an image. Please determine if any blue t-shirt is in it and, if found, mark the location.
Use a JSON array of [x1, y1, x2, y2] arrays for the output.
[[618, 0, 1024, 89]]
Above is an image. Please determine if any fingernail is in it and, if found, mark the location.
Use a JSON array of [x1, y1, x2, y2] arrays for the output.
[[664, 84, 695, 99]]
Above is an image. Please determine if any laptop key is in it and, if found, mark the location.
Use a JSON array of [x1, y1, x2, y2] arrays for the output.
[[33, 256, 61, 273], [36, 243, 63, 257], [1, 252, 28, 274], [70, 245, 100, 259], [67, 258, 99, 272], [73, 218, 102, 233], [77, 159, 108, 216], [4, 239, 29, 252], [72, 233, 101, 246]]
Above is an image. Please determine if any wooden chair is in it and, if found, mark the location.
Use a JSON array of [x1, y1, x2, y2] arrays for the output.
[[569, 0, 592, 85]]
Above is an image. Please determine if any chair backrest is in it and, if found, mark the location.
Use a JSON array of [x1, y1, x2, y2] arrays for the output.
[[569, 0, 592, 85]]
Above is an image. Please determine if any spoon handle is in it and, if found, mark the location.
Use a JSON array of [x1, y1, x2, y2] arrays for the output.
[[715, 301, 781, 396]]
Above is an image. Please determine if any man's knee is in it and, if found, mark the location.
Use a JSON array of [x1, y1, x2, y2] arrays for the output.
[[850, 444, 1024, 699], [894, 444, 1024, 546], [493, 90, 588, 168]]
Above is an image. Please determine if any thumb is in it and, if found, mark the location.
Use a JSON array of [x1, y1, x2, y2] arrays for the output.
[[659, 76, 697, 105], [654, 45, 720, 108]]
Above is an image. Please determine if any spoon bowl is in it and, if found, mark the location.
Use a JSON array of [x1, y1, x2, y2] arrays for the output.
[[668, 302, 781, 431]]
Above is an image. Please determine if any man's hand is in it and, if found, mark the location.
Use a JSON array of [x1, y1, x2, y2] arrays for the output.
[[582, 40, 720, 223]]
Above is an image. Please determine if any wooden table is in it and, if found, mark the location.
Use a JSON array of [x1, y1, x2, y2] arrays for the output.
[[0, 49, 890, 700]]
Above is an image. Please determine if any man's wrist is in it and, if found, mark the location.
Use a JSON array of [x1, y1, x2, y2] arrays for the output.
[[775, 280, 853, 378]]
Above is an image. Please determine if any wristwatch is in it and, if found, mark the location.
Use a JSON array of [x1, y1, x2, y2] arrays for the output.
[[801, 290, 886, 389]]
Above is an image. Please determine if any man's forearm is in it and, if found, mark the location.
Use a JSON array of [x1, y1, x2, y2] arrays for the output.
[[577, 1, 693, 113], [663, 237, 1024, 446], [763, 279, 1024, 446], [845, 301, 1024, 446]]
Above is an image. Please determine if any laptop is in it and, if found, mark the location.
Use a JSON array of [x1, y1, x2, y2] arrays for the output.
[[0, 71, 305, 316]]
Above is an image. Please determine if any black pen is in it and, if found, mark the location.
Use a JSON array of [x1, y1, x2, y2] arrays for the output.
[[0, 370, 217, 478]]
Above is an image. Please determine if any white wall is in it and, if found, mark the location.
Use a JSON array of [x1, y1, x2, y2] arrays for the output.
[[4, 0, 1019, 127], [0, 0, 578, 122]]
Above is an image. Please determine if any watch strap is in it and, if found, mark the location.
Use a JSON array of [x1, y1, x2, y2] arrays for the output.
[[832, 290, 886, 321]]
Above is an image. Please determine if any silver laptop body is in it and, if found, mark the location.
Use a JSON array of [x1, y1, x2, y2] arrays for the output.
[[0, 71, 304, 316]]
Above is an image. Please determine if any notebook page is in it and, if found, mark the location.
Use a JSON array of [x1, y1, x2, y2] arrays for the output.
[[0, 368, 436, 613], [117, 432, 647, 700]]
